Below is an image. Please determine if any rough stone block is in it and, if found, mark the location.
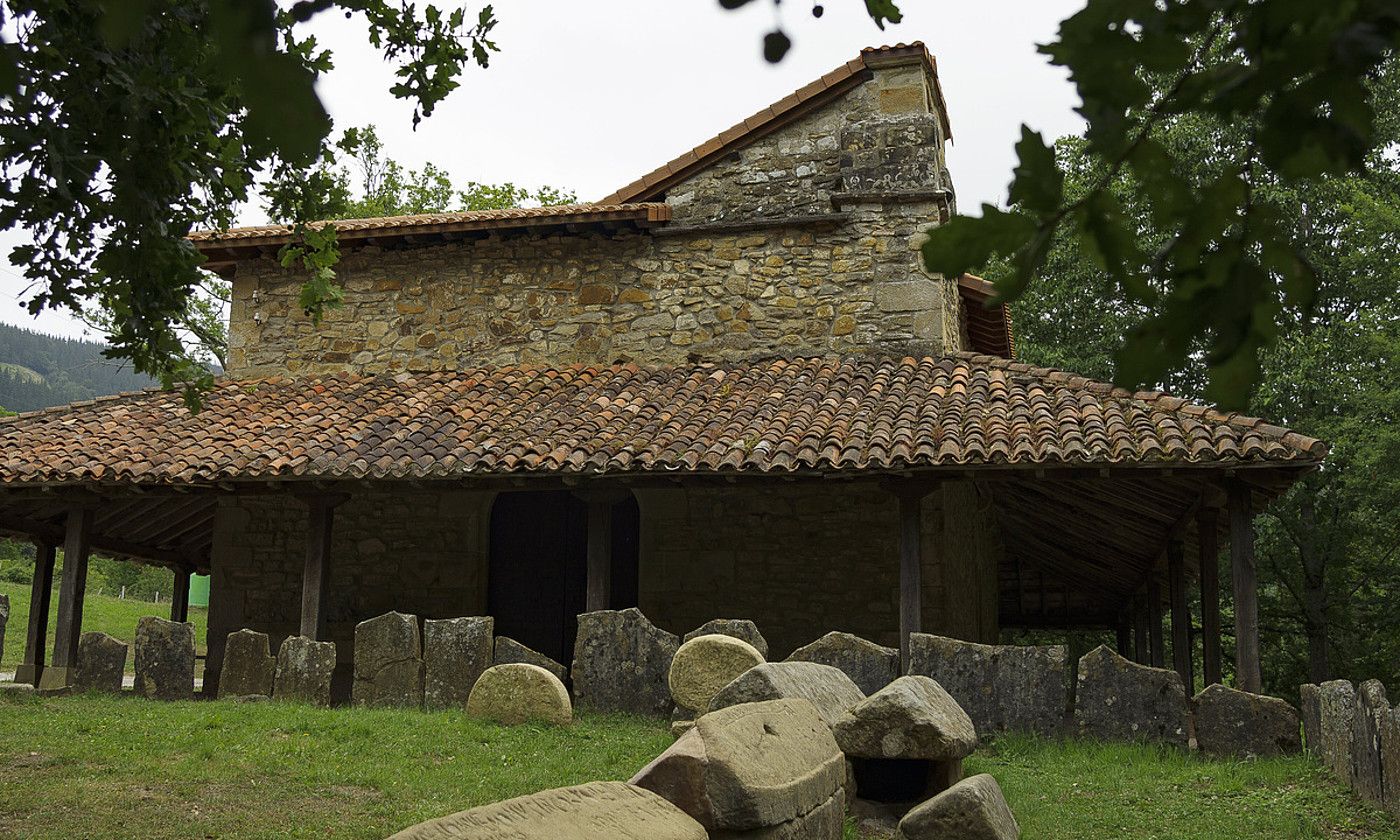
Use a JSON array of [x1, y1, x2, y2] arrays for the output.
[[669, 633, 764, 715], [352, 611, 424, 709], [74, 632, 127, 694], [424, 616, 493, 711], [218, 629, 275, 700], [385, 781, 707, 840], [134, 616, 195, 701], [896, 774, 1020, 840], [1300, 683, 1322, 755], [1382, 706, 1400, 818], [683, 618, 769, 659], [874, 281, 938, 314], [709, 789, 845, 840], [631, 698, 844, 832], [1352, 680, 1388, 803], [1192, 684, 1302, 758], [273, 635, 336, 706], [494, 635, 567, 683], [1073, 645, 1188, 747], [834, 675, 977, 761], [709, 661, 865, 727], [466, 663, 572, 726], [1318, 680, 1357, 783], [573, 607, 678, 716], [785, 631, 898, 696], [908, 633, 1067, 738]]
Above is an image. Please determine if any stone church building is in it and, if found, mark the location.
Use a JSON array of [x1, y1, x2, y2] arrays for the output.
[[0, 44, 1323, 699]]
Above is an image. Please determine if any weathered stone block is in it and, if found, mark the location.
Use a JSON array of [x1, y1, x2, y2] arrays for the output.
[[352, 611, 424, 709], [1192, 684, 1302, 758], [218, 628, 275, 700], [875, 281, 938, 314], [631, 698, 844, 832], [273, 635, 336, 706], [834, 676, 977, 761], [1352, 679, 1388, 803], [424, 616, 493, 711], [386, 781, 707, 840], [493, 635, 567, 683], [74, 632, 127, 694], [1300, 683, 1322, 755], [1381, 706, 1400, 818], [908, 633, 1067, 738], [573, 608, 678, 716], [896, 774, 1020, 840], [1073, 645, 1188, 747], [709, 789, 845, 840], [709, 661, 865, 727], [466, 663, 572, 726], [134, 616, 195, 701], [669, 633, 764, 715], [683, 618, 769, 659], [786, 631, 898, 696], [1318, 679, 1357, 783]]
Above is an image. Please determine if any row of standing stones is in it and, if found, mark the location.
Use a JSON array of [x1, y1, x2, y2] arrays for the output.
[[1300, 679, 1400, 821]]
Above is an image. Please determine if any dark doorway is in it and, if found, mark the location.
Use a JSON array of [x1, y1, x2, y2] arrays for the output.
[[488, 490, 640, 667]]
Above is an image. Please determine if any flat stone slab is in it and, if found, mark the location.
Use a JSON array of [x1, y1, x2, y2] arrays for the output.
[[834, 675, 977, 761], [1074, 646, 1188, 747], [669, 634, 764, 715], [424, 616, 493, 711], [909, 634, 1067, 737], [218, 629, 275, 700], [1318, 680, 1357, 783], [74, 632, 127, 694], [632, 698, 844, 831], [494, 635, 568, 683], [1352, 680, 1388, 803], [573, 608, 678, 716], [467, 663, 572, 726], [134, 616, 195, 701], [386, 781, 707, 840], [353, 611, 424, 709], [273, 635, 336, 706], [709, 661, 865, 727], [1193, 684, 1301, 758], [786, 631, 898, 696], [684, 619, 769, 660], [897, 774, 1019, 840]]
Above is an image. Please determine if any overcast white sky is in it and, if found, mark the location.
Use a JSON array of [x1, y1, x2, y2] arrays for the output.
[[0, 0, 1085, 339]]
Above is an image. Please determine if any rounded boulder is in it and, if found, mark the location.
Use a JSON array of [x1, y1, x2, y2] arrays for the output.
[[668, 633, 764, 714], [467, 663, 573, 726]]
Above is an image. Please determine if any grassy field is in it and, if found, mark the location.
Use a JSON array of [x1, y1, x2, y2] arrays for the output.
[[1, 581, 208, 674], [1, 692, 1396, 840]]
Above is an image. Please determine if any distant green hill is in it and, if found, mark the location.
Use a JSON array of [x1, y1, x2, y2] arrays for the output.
[[0, 322, 156, 412]]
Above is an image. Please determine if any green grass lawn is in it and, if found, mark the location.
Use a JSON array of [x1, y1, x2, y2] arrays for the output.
[[1, 692, 1396, 840], [1, 581, 208, 674]]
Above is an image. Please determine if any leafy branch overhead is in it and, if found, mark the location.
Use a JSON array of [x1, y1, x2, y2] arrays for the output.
[[921, 2, 1400, 407]]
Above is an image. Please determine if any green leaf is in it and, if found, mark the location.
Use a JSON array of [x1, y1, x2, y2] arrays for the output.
[[1008, 127, 1064, 215], [920, 206, 1040, 289], [864, 0, 903, 29]]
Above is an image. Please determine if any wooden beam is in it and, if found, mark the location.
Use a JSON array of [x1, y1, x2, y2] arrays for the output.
[[40, 507, 94, 690], [170, 567, 192, 624], [1168, 537, 1193, 694], [1132, 593, 1149, 664], [884, 480, 935, 672], [1229, 482, 1262, 693], [1146, 576, 1165, 669], [298, 494, 347, 640], [14, 540, 56, 686], [1197, 506, 1223, 687]]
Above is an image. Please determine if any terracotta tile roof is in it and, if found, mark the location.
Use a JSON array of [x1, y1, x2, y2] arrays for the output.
[[599, 43, 953, 205], [0, 355, 1325, 487]]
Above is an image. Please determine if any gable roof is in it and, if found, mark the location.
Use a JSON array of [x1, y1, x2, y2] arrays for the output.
[[599, 43, 951, 206], [0, 354, 1324, 488]]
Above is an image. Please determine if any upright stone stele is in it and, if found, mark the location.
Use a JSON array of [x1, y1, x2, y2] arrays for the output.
[[668, 633, 764, 716], [1299, 683, 1322, 754], [73, 632, 127, 694], [908, 633, 1067, 738], [1192, 683, 1301, 759], [133, 616, 195, 701], [572, 608, 678, 716], [1351, 680, 1388, 804], [493, 635, 568, 683], [352, 611, 424, 709], [218, 629, 276, 700], [0, 593, 8, 666], [1074, 645, 1189, 748], [273, 635, 337, 706], [424, 616, 494, 711], [466, 663, 573, 727], [1317, 680, 1357, 783], [682, 619, 770, 660], [785, 630, 899, 696]]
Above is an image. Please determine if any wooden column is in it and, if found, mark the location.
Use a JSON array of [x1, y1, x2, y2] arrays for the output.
[[585, 496, 614, 613], [886, 481, 933, 673], [170, 567, 192, 624], [1132, 593, 1149, 664], [14, 541, 56, 686], [299, 495, 346, 640], [1167, 537, 1193, 694], [1115, 614, 1132, 658], [1229, 482, 1261, 693], [1146, 576, 1164, 668], [39, 507, 94, 690], [1197, 506, 1223, 687]]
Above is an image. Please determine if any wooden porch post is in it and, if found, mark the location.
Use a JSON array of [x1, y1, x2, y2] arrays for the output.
[[1115, 614, 1132, 658], [39, 507, 94, 690], [1197, 506, 1223, 687], [1146, 576, 1164, 669], [1168, 537, 1193, 694], [585, 497, 614, 613], [299, 495, 346, 640], [1229, 482, 1262, 693], [1132, 593, 1149, 664], [886, 481, 933, 673], [14, 540, 57, 686], [170, 567, 192, 624]]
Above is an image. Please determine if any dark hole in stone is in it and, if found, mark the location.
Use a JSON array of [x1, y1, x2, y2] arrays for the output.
[[850, 757, 935, 804]]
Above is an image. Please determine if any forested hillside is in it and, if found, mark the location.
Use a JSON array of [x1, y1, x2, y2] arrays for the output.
[[0, 322, 155, 412]]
